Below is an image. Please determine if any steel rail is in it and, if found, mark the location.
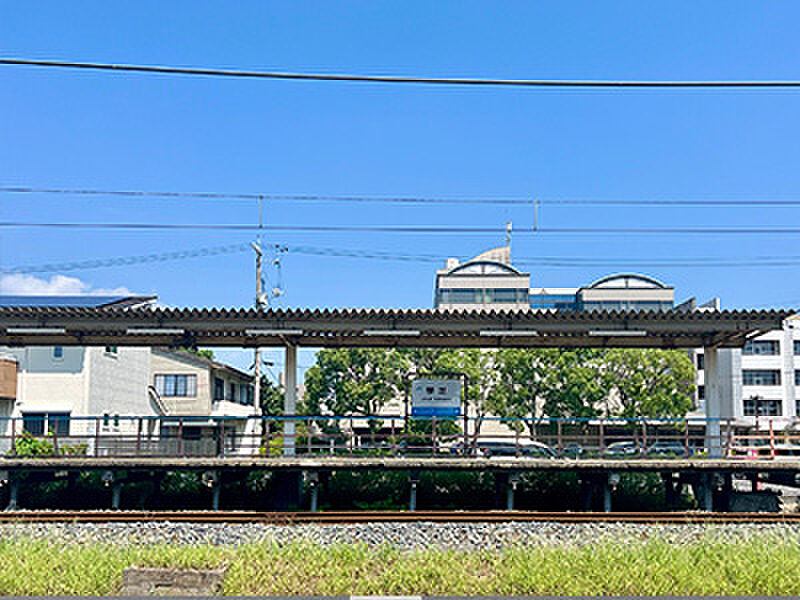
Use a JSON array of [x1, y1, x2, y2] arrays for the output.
[[0, 510, 799, 524]]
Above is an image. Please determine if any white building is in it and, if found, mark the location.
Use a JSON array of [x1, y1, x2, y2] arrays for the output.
[[695, 315, 800, 430], [433, 247, 799, 431], [0, 295, 258, 454]]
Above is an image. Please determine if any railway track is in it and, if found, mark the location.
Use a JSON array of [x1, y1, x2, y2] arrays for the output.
[[0, 510, 799, 524]]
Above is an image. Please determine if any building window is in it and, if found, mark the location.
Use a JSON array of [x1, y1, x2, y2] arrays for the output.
[[696, 354, 704, 371], [239, 385, 254, 406], [22, 412, 70, 435], [795, 341, 800, 356], [214, 377, 225, 401], [437, 287, 528, 305], [743, 340, 780, 355], [697, 385, 705, 400], [52, 346, 63, 360], [228, 382, 236, 402], [796, 370, 800, 386], [743, 398, 782, 416], [742, 369, 781, 386], [154, 374, 197, 397]]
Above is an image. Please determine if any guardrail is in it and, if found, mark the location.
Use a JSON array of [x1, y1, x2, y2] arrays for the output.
[[0, 414, 789, 460]]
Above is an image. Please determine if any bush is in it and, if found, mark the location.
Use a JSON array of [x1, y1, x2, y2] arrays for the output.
[[10, 432, 54, 457]]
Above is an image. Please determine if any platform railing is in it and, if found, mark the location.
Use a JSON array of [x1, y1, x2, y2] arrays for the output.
[[0, 414, 786, 460]]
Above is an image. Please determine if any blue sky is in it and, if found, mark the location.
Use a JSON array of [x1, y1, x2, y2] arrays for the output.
[[2, 2, 799, 372]]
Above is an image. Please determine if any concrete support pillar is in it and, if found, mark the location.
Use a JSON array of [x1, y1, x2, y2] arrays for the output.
[[307, 472, 319, 512], [112, 481, 123, 510], [211, 481, 221, 512], [284, 344, 297, 457], [704, 346, 722, 458], [408, 470, 420, 512], [506, 473, 520, 511], [602, 478, 612, 513], [5, 478, 18, 511], [700, 473, 714, 512]]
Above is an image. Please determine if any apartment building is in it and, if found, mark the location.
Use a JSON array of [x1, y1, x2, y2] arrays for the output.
[[432, 247, 798, 429]]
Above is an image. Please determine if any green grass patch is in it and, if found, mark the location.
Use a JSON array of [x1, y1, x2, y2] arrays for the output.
[[0, 537, 797, 595]]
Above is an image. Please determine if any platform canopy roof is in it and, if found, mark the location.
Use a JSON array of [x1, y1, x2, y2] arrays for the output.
[[0, 306, 794, 349]]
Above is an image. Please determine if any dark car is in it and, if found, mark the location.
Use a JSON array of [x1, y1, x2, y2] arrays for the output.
[[560, 442, 584, 458], [602, 441, 641, 457], [477, 439, 557, 458], [645, 441, 691, 458]]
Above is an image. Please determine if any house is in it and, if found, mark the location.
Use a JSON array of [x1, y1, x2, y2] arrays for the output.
[[0, 295, 258, 455]]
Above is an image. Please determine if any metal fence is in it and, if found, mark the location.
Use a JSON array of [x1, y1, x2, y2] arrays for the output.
[[0, 415, 798, 459]]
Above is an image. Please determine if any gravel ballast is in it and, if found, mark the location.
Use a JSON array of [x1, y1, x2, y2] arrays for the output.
[[2, 521, 800, 550]]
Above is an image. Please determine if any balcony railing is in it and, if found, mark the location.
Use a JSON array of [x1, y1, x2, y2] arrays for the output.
[[2, 415, 798, 460]]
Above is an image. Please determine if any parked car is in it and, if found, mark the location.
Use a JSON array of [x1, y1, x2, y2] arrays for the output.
[[602, 441, 641, 457], [560, 442, 584, 458], [645, 441, 691, 458], [476, 439, 557, 458]]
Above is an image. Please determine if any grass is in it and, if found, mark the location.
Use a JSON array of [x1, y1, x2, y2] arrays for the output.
[[0, 537, 798, 595]]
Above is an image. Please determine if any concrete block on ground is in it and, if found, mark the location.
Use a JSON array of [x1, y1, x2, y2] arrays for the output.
[[121, 566, 226, 596]]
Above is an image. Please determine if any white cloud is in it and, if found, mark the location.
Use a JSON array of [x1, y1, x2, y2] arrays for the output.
[[0, 274, 133, 296]]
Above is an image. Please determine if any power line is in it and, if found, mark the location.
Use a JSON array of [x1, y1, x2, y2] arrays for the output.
[[4, 58, 800, 89], [0, 186, 532, 206], [3, 221, 800, 235], [0, 243, 251, 274], [5, 186, 800, 206], [6, 242, 800, 275]]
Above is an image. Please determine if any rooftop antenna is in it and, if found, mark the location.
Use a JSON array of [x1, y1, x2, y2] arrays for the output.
[[505, 221, 512, 251]]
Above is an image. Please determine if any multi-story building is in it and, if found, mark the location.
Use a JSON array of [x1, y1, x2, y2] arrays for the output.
[[694, 316, 799, 430], [433, 247, 799, 430], [435, 247, 531, 310]]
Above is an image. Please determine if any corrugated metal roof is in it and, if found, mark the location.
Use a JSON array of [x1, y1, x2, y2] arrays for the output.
[[0, 305, 792, 321], [0, 295, 156, 308]]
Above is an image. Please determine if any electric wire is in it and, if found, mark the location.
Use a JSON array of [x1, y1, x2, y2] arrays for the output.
[[5, 186, 800, 206], [3, 222, 800, 235], [4, 58, 800, 89], [5, 242, 800, 276], [0, 186, 533, 206]]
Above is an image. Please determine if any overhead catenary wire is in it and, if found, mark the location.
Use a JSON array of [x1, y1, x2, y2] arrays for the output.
[[3, 221, 800, 235], [0, 186, 534, 206], [6, 242, 800, 275], [4, 58, 800, 89], [5, 185, 800, 206]]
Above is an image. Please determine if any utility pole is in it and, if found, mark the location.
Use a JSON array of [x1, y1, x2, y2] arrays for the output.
[[252, 196, 265, 417]]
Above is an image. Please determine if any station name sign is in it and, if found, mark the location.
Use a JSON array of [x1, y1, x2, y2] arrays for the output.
[[411, 378, 462, 417]]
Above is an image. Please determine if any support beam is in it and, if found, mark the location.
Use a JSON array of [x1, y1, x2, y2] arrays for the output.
[[602, 477, 612, 513], [112, 481, 123, 510], [211, 482, 221, 512], [507, 472, 520, 511], [5, 479, 18, 511], [307, 472, 319, 512], [704, 346, 722, 458], [409, 470, 420, 512], [284, 344, 297, 457]]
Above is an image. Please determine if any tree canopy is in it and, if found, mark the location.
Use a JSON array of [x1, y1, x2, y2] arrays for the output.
[[301, 347, 696, 429]]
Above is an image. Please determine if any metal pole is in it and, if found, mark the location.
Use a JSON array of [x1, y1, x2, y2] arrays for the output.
[[252, 228, 264, 419]]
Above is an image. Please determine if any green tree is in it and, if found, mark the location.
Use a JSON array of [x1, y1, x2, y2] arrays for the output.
[[258, 376, 284, 416], [434, 348, 500, 441], [601, 349, 695, 418], [494, 349, 607, 435], [303, 348, 404, 430]]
